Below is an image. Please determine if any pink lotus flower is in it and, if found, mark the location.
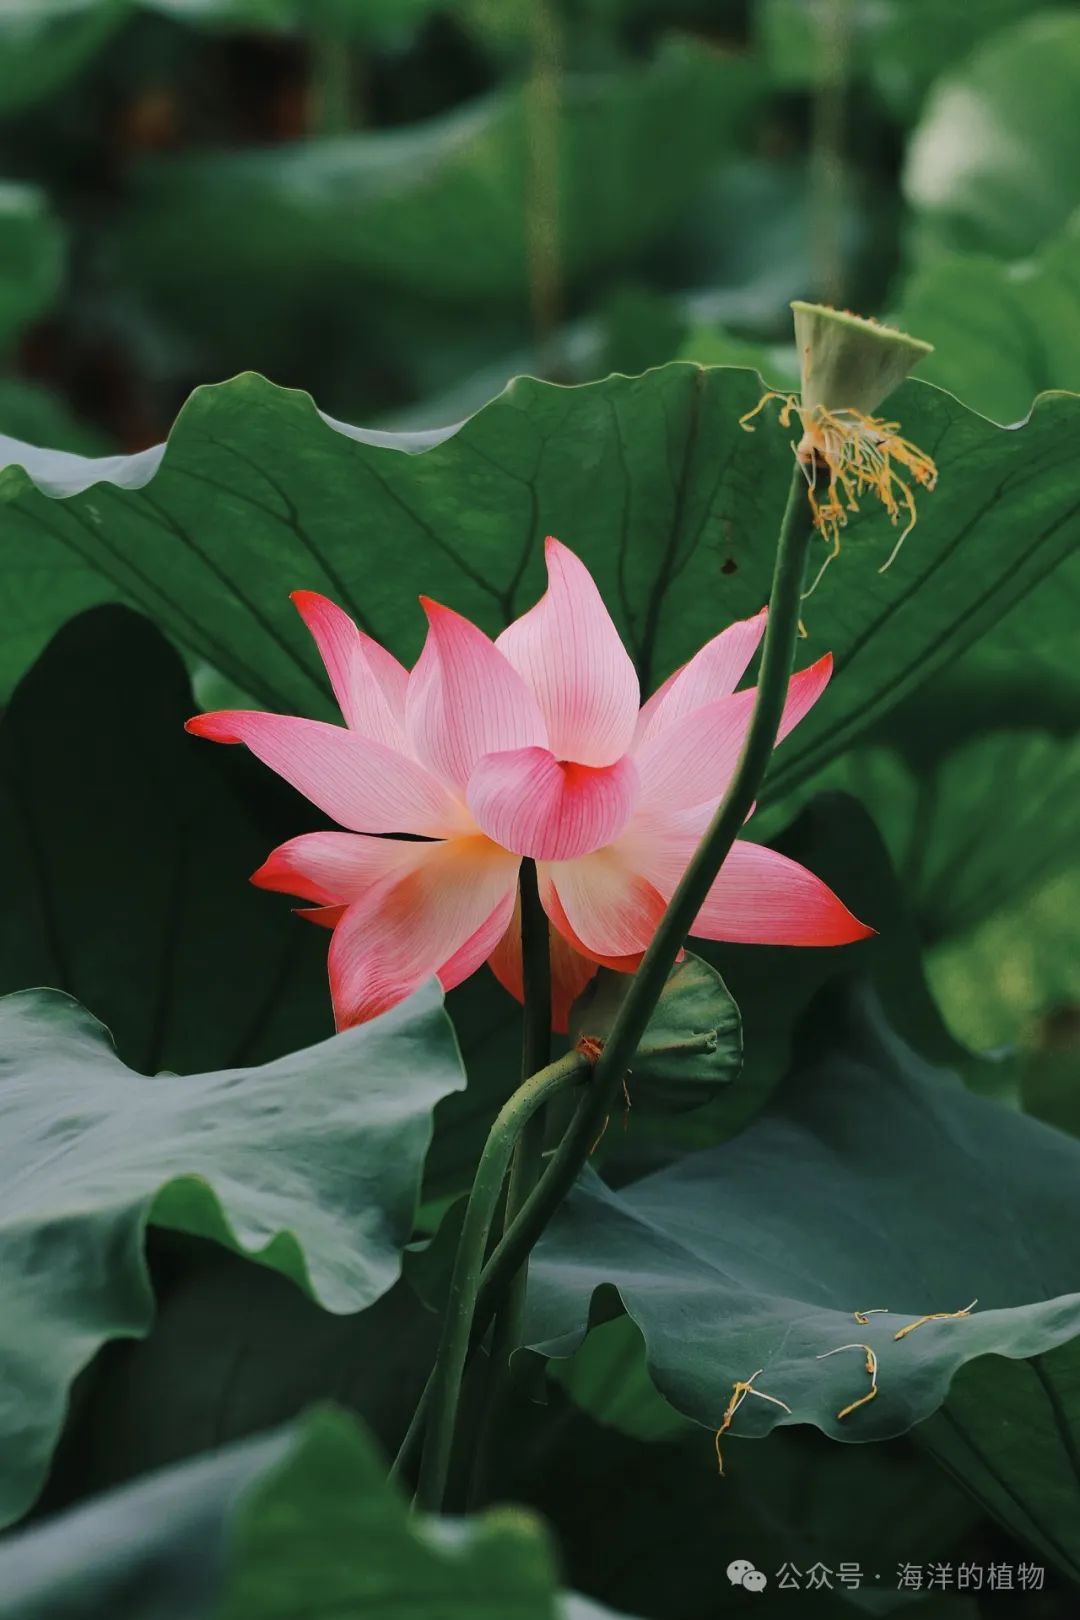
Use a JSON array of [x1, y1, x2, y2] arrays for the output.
[[187, 539, 871, 1031]]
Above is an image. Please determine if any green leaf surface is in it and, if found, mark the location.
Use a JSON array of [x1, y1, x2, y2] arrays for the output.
[[0, 980, 464, 1526], [514, 1376, 981, 1619], [547, 1315, 691, 1445], [569, 952, 742, 1113], [0, 1407, 617, 1620], [919, 1340, 1080, 1583], [523, 988, 1080, 1459], [0, 605, 332, 1073], [897, 209, 1080, 424], [1, 366, 1077, 807], [904, 10, 1080, 260], [0, 184, 64, 355], [42, 1241, 439, 1509]]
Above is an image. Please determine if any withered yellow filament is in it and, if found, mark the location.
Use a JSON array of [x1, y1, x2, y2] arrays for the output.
[[817, 1342, 879, 1421], [893, 1299, 977, 1342], [739, 391, 938, 584], [713, 1369, 792, 1476]]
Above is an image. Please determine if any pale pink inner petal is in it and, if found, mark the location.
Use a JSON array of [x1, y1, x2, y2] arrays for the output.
[[495, 537, 639, 767], [467, 746, 639, 861], [539, 848, 667, 963], [186, 710, 470, 837], [251, 829, 422, 904], [487, 894, 599, 1034], [328, 836, 520, 1027], [406, 598, 547, 791], [687, 840, 874, 946], [635, 607, 767, 746], [633, 654, 833, 815], [292, 590, 408, 748]]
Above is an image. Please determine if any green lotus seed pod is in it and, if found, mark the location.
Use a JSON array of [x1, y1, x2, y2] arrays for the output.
[[792, 301, 933, 417]]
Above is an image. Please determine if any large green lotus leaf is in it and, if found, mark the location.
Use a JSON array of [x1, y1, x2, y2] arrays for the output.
[[896, 210, 1080, 424], [904, 11, 1080, 261], [2, 367, 1078, 801], [547, 1314, 691, 1445], [522, 988, 1080, 1461], [107, 39, 750, 339], [0, 1407, 621, 1620], [0, 1, 126, 116], [511, 1371, 982, 1619], [0, 981, 464, 1527], [919, 1341, 1080, 1583], [0, 183, 63, 355], [41, 1240, 438, 1511], [0, 605, 332, 1074]]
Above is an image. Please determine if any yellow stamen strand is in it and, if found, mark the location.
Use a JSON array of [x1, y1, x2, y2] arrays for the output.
[[817, 1342, 879, 1421], [739, 392, 938, 585], [713, 1369, 792, 1476], [893, 1299, 977, 1342], [853, 1308, 889, 1325]]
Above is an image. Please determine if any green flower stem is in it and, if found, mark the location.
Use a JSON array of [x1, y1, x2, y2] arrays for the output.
[[413, 1046, 586, 1513], [466, 863, 552, 1503], [518, 859, 554, 1082], [473, 463, 816, 1314]]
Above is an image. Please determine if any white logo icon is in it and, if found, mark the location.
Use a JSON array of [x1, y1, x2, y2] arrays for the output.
[[727, 1560, 767, 1592]]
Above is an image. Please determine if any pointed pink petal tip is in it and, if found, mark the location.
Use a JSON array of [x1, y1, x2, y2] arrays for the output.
[[290, 587, 328, 610], [185, 712, 237, 741], [496, 536, 639, 766]]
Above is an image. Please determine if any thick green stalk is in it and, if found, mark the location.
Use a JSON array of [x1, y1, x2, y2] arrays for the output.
[[467, 864, 551, 1502], [412, 1047, 585, 1513], [517, 859, 553, 1082], [474, 465, 815, 1310]]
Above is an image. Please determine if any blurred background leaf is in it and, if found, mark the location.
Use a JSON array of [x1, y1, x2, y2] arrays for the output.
[[0, 1406, 603, 1620], [904, 10, 1080, 261]]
